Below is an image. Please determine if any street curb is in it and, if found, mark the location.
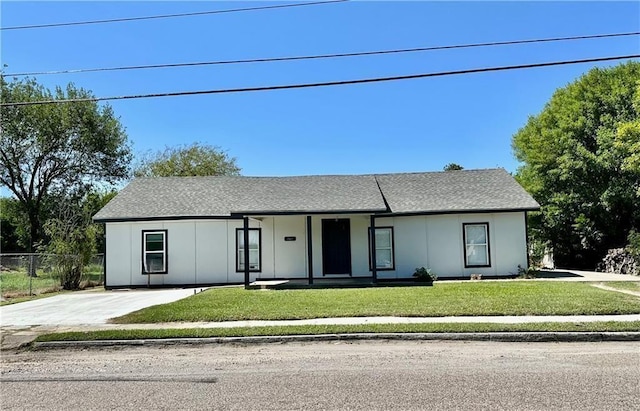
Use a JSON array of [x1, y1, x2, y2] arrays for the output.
[[31, 332, 640, 349]]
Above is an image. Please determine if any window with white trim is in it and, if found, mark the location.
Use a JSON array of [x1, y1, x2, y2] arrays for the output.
[[463, 223, 490, 267], [142, 230, 167, 274], [369, 227, 395, 270], [236, 228, 261, 272]]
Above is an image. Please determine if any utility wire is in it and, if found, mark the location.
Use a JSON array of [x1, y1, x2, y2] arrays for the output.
[[2, 54, 637, 107], [7, 31, 639, 77], [1, 0, 347, 31]]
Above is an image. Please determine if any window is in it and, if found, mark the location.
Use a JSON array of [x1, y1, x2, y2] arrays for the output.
[[142, 230, 167, 274], [463, 223, 490, 267], [236, 228, 261, 272], [369, 227, 395, 270]]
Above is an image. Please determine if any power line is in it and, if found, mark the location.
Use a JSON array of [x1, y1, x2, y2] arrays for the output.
[[6, 31, 639, 77], [0, 0, 347, 31], [1, 54, 637, 107]]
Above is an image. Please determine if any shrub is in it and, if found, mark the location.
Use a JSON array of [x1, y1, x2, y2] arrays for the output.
[[626, 230, 640, 261], [413, 267, 437, 282], [516, 264, 538, 279]]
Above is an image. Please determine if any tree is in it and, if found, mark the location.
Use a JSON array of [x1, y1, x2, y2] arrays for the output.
[[0, 77, 132, 251], [512, 61, 640, 268], [443, 163, 464, 171], [83, 188, 118, 252], [0, 197, 27, 252], [42, 203, 97, 289], [133, 143, 240, 177]]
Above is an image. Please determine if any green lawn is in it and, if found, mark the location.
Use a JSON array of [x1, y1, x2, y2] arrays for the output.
[[35, 321, 640, 342], [113, 281, 640, 324]]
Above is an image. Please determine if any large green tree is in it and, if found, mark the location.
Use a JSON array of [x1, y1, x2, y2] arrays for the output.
[[0, 197, 26, 252], [512, 61, 640, 268], [0, 77, 132, 251], [133, 142, 240, 177]]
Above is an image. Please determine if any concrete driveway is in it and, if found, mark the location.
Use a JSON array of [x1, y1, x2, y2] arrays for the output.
[[536, 269, 640, 282], [0, 288, 202, 326]]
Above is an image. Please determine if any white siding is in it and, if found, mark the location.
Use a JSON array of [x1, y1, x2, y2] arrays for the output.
[[493, 212, 528, 276], [392, 216, 428, 279], [104, 211, 529, 286], [194, 221, 229, 284], [273, 216, 307, 278], [105, 223, 131, 287], [163, 222, 196, 285]]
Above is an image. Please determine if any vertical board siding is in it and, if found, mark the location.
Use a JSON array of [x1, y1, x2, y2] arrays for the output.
[[104, 212, 529, 286]]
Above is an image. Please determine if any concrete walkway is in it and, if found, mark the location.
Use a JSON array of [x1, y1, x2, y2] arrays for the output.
[[3, 313, 640, 351]]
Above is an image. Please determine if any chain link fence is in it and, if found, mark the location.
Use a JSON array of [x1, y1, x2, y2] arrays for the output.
[[0, 253, 104, 301]]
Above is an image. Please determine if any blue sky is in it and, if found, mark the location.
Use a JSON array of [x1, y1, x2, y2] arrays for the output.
[[1, 1, 639, 177]]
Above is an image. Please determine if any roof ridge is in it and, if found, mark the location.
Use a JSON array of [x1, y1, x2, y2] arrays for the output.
[[132, 168, 508, 181]]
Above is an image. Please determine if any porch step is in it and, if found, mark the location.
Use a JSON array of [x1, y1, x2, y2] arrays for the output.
[[248, 280, 290, 290]]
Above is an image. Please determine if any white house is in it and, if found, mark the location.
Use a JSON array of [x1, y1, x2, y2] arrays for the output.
[[93, 168, 539, 288]]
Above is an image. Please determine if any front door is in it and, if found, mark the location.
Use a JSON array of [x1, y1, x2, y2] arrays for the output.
[[322, 219, 352, 275]]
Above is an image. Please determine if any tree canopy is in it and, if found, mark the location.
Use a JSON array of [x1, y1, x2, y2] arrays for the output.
[[133, 143, 240, 177], [443, 163, 464, 171], [512, 61, 640, 268], [0, 77, 132, 250]]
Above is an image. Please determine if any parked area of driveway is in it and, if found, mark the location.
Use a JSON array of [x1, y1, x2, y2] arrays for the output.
[[0, 288, 203, 326], [536, 269, 640, 282]]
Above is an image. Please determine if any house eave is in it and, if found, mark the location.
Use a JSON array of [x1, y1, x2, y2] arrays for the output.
[[93, 207, 539, 223], [231, 208, 388, 217], [93, 215, 238, 223], [376, 207, 540, 218]]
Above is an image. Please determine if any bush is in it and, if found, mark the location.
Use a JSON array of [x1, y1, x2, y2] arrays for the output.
[[413, 267, 437, 282], [516, 264, 538, 279], [626, 230, 640, 261], [42, 219, 97, 290]]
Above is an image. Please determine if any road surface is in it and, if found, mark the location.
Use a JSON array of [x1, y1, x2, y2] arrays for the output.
[[1, 341, 638, 410]]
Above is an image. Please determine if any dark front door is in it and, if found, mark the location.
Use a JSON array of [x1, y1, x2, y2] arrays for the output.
[[322, 219, 352, 275]]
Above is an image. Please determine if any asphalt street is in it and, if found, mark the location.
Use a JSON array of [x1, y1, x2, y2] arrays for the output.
[[1, 341, 639, 410]]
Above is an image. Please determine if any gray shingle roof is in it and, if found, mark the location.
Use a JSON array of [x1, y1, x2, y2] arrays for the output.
[[93, 168, 539, 221], [375, 168, 540, 214], [93, 175, 387, 221]]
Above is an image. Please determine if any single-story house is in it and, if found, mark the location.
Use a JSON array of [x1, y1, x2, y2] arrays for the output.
[[93, 168, 539, 288]]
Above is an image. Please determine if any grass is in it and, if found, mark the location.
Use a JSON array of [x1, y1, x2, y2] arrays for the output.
[[113, 281, 640, 324], [602, 281, 640, 293], [35, 321, 640, 342], [0, 268, 103, 305]]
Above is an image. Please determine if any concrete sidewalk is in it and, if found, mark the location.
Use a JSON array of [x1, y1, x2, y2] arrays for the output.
[[2, 271, 639, 350], [3, 314, 640, 350]]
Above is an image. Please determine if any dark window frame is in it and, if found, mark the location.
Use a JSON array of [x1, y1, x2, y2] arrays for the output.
[[235, 228, 262, 273], [462, 222, 491, 268], [141, 229, 168, 274], [368, 226, 395, 271]]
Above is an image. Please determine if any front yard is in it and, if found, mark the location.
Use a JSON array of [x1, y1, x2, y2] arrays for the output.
[[113, 281, 640, 324]]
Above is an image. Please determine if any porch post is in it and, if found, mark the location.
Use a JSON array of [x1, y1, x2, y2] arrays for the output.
[[307, 216, 313, 285], [243, 216, 250, 289], [524, 211, 530, 269], [370, 214, 377, 283]]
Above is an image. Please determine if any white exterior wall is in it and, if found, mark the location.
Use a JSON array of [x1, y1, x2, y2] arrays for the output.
[[104, 211, 528, 287], [105, 219, 258, 287], [391, 212, 528, 278]]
